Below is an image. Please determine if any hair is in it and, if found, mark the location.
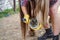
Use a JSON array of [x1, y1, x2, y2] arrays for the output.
[[29, 0, 49, 35], [30, 0, 49, 16], [30, 0, 45, 16], [20, 0, 49, 39], [30, 0, 49, 24]]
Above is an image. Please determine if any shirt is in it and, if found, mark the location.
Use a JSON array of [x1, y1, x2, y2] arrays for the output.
[[20, 0, 28, 6], [50, 0, 57, 7]]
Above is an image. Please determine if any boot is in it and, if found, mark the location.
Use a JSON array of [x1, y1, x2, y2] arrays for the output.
[[53, 35, 59, 40], [38, 33, 47, 40], [46, 27, 53, 38]]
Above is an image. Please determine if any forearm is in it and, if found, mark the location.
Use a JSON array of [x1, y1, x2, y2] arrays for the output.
[[21, 6, 28, 15], [50, 0, 60, 28], [20, 0, 28, 15]]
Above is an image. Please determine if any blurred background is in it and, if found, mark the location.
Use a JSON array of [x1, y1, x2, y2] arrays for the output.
[[0, 0, 19, 18], [0, 0, 22, 40]]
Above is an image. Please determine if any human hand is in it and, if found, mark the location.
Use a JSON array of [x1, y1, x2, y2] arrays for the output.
[[23, 14, 30, 23]]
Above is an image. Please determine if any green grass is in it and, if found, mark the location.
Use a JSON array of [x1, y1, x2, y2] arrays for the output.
[[0, 10, 9, 18], [0, 7, 20, 18]]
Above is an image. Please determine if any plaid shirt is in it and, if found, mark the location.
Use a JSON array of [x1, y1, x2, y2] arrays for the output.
[[20, 0, 28, 6], [50, 0, 57, 7], [20, 0, 57, 7]]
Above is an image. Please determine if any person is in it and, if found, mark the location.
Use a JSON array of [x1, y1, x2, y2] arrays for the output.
[[20, 0, 35, 37], [20, 0, 52, 40], [20, 0, 29, 23], [50, 0, 60, 40], [21, 0, 52, 40]]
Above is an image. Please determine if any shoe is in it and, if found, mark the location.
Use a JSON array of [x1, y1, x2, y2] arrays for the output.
[[38, 33, 47, 40], [53, 35, 59, 40], [46, 27, 53, 38]]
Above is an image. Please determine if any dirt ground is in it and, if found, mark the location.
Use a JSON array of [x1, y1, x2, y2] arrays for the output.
[[0, 14, 60, 40]]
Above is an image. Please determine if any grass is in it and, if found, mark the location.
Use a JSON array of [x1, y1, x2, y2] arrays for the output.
[[0, 7, 20, 18], [0, 10, 9, 18]]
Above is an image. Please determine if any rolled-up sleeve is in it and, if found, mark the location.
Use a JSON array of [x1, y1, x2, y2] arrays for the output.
[[50, 0, 57, 7], [20, 0, 28, 6]]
